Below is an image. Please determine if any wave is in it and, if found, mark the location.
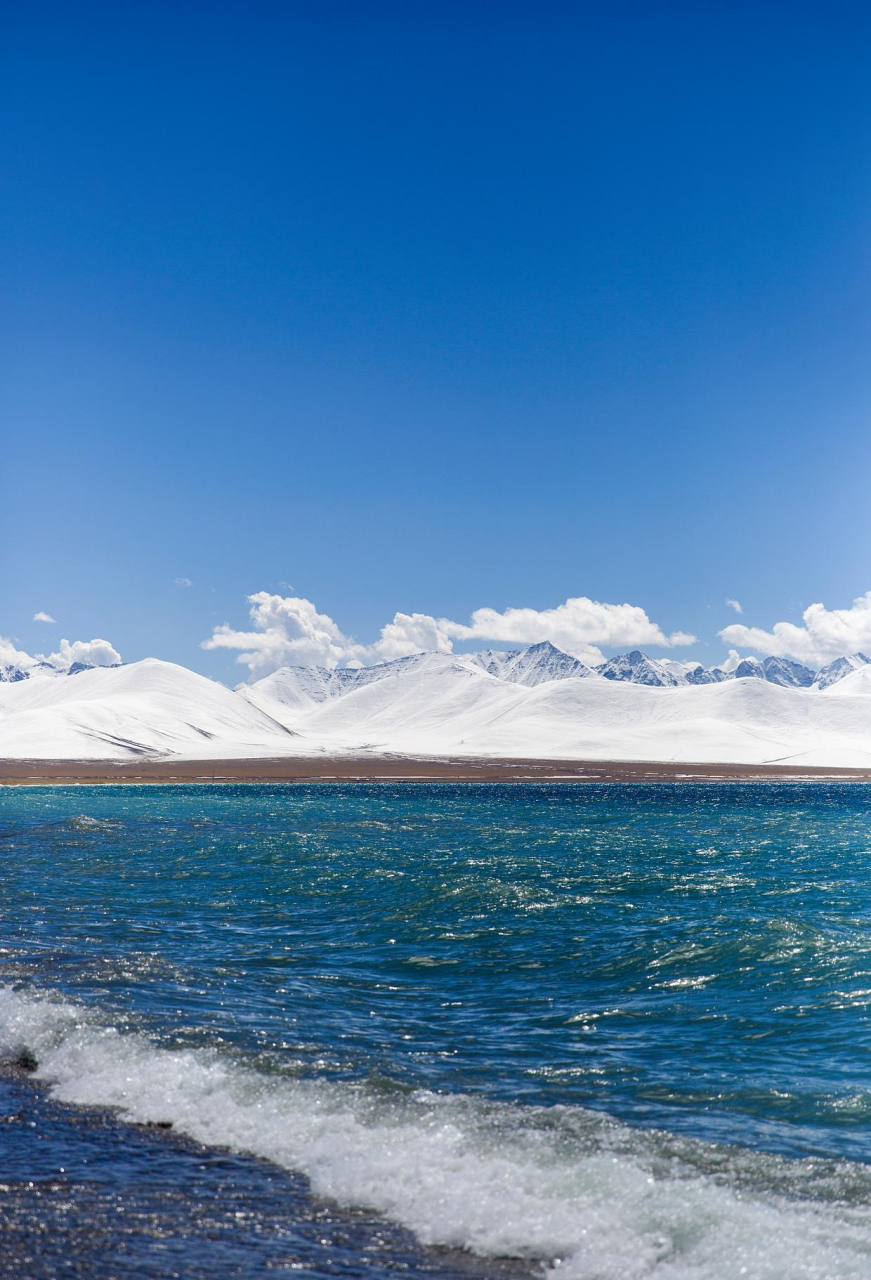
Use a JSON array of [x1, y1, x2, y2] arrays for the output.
[[3, 984, 871, 1278], [0, 814, 126, 838]]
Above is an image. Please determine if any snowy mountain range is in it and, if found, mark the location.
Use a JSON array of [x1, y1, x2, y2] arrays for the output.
[[2, 641, 871, 765], [592, 648, 869, 690], [3, 641, 867, 694]]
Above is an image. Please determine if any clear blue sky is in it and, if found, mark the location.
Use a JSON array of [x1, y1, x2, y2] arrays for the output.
[[4, 2, 871, 680]]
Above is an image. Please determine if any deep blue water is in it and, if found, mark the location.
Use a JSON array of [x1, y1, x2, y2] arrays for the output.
[[4, 783, 871, 1278]]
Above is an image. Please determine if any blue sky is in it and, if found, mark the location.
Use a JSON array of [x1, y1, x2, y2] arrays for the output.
[[4, 2, 871, 681]]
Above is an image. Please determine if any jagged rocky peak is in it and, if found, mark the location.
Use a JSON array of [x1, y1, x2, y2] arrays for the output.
[[759, 656, 815, 688], [495, 641, 598, 687], [0, 664, 30, 683], [597, 650, 683, 687], [467, 649, 511, 678], [812, 653, 871, 690], [731, 656, 764, 680], [728, 655, 813, 687], [684, 664, 729, 685], [245, 646, 871, 703]]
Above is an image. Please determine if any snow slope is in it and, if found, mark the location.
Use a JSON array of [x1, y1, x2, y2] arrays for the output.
[[817, 665, 871, 698], [3, 647, 871, 765], [813, 654, 871, 690], [0, 659, 296, 760], [244, 643, 599, 717], [253, 662, 871, 767], [467, 641, 599, 685]]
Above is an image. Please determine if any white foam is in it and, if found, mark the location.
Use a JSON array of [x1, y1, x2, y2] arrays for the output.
[[3, 986, 871, 1277]]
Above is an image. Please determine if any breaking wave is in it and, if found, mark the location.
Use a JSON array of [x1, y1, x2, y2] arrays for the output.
[[4, 984, 871, 1278]]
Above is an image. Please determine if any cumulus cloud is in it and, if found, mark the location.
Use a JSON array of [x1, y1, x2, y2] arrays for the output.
[[175, 577, 193, 588], [0, 637, 37, 672], [720, 591, 871, 666], [716, 649, 745, 673], [33, 611, 57, 624], [375, 611, 456, 661], [444, 598, 695, 663], [44, 638, 122, 669], [203, 592, 696, 678], [202, 593, 368, 677], [724, 599, 743, 614], [0, 635, 121, 674]]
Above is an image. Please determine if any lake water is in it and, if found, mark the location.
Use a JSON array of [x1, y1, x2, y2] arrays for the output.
[[3, 782, 871, 1277]]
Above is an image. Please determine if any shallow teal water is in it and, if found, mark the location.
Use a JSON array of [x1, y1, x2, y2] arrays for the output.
[[5, 782, 871, 1277]]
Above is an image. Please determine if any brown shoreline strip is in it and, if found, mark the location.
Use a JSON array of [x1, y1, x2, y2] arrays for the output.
[[2, 756, 871, 785]]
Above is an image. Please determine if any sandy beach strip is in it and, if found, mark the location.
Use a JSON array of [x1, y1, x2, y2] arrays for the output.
[[2, 756, 871, 785]]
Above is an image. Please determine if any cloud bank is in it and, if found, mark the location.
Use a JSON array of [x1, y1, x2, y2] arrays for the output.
[[720, 592, 871, 666], [204, 594, 369, 673], [0, 636, 121, 674], [202, 592, 696, 678], [46, 638, 122, 669], [0, 638, 38, 673]]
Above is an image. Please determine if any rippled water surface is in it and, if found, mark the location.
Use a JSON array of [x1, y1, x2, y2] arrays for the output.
[[3, 782, 871, 1278]]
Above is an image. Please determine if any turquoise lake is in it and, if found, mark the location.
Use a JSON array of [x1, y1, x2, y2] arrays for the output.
[[4, 782, 871, 1278]]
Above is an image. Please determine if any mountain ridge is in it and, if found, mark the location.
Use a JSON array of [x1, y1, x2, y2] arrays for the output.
[[4, 645, 871, 764]]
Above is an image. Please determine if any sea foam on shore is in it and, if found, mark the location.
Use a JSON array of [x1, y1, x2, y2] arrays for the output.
[[4, 985, 871, 1280]]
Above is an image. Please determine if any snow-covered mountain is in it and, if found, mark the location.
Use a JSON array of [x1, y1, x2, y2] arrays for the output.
[[684, 664, 730, 685], [244, 642, 598, 719], [817, 664, 871, 698], [245, 652, 482, 715], [595, 651, 816, 689], [597, 650, 685, 687], [465, 641, 598, 685], [0, 656, 122, 684], [0, 658, 295, 760], [812, 653, 871, 690], [0, 664, 29, 684], [242, 656, 871, 767], [3, 643, 871, 765], [730, 656, 815, 688]]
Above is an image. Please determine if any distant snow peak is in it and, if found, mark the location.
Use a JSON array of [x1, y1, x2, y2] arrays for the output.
[[727, 656, 813, 687], [812, 653, 871, 690], [482, 640, 598, 687], [250, 645, 871, 696], [245, 642, 599, 714], [0, 664, 29, 683], [759, 656, 815, 688], [732, 656, 763, 680], [596, 650, 682, 687], [685, 664, 729, 686]]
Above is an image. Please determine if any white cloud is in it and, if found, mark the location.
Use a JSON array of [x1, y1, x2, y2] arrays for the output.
[[716, 649, 745, 673], [44, 638, 122, 669], [0, 635, 121, 674], [0, 637, 37, 673], [724, 599, 743, 614], [175, 577, 193, 588], [33, 611, 57, 624], [204, 592, 696, 678], [375, 612, 456, 660], [443, 597, 695, 663], [720, 591, 871, 666], [202, 593, 368, 677]]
